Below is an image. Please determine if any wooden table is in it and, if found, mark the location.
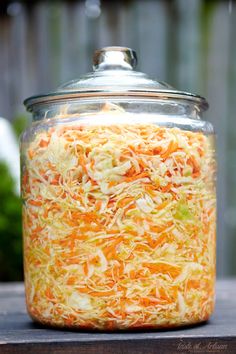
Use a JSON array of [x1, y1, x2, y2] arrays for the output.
[[0, 280, 235, 354]]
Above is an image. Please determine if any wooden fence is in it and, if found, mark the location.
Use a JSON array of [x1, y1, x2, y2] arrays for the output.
[[0, 0, 236, 275]]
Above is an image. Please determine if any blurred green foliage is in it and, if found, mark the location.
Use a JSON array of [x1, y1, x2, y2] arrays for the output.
[[0, 115, 28, 281], [13, 114, 29, 138], [0, 162, 23, 281]]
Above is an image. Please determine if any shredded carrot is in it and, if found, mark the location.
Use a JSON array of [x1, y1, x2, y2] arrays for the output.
[[143, 262, 182, 278], [147, 233, 168, 248], [90, 290, 115, 297], [103, 237, 123, 259], [67, 276, 78, 285], [79, 155, 87, 173], [150, 222, 172, 233], [28, 200, 42, 206], [161, 140, 178, 159], [156, 201, 169, 211], [187, 279, 201, 290], [124, 171, 149, 182], [117, 197, 134, 208], [160, 183, 172, 193], [28, 149, 35, 159], [39, 139, 50, 148]]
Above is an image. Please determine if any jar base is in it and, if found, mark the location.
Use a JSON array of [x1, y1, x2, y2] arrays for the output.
[[27, 309, 212, 332]]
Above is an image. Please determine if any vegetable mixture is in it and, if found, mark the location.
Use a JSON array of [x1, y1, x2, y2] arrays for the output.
[[22, 109, 216, 330]]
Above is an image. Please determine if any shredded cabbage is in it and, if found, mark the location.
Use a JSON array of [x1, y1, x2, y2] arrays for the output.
[[22, 104, 216, 330]]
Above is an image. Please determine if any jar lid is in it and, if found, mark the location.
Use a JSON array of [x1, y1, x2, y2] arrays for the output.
[[24, 46, 208, 111]]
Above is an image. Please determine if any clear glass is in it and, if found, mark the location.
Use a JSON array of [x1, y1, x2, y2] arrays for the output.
[[21, 98, 216, 330]]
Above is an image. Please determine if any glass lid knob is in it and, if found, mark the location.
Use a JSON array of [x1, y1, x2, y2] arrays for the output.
[[93, 46, 137, 71]]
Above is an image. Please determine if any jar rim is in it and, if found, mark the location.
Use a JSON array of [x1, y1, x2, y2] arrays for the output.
[[24, 89, 208, 112]]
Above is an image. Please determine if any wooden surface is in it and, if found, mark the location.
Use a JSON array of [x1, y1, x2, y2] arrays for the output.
[[0, 280, 235, 354]]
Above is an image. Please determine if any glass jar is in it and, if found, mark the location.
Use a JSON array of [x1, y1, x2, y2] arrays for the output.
[[22, 47, 216, 330]]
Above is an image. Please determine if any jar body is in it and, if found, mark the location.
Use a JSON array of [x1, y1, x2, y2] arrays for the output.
[[21, 99, 216, 330]]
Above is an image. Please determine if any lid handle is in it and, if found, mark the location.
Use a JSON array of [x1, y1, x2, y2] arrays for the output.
[[93, 46, 137, 71]]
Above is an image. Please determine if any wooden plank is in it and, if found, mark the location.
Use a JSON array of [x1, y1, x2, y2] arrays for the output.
[[204, 3, 230, 276], [224, 2, 236, 275], [118, 0, 138, 50], [33, 3, 52, 92], [96, 1, 120, 49], [174, 0, 202, 92], [0, 339, 233, 354], [60, 2, 89, 83], [136, 0, 168, 79], [0, 16, 12, 120], [0, 281, 235, 353]]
